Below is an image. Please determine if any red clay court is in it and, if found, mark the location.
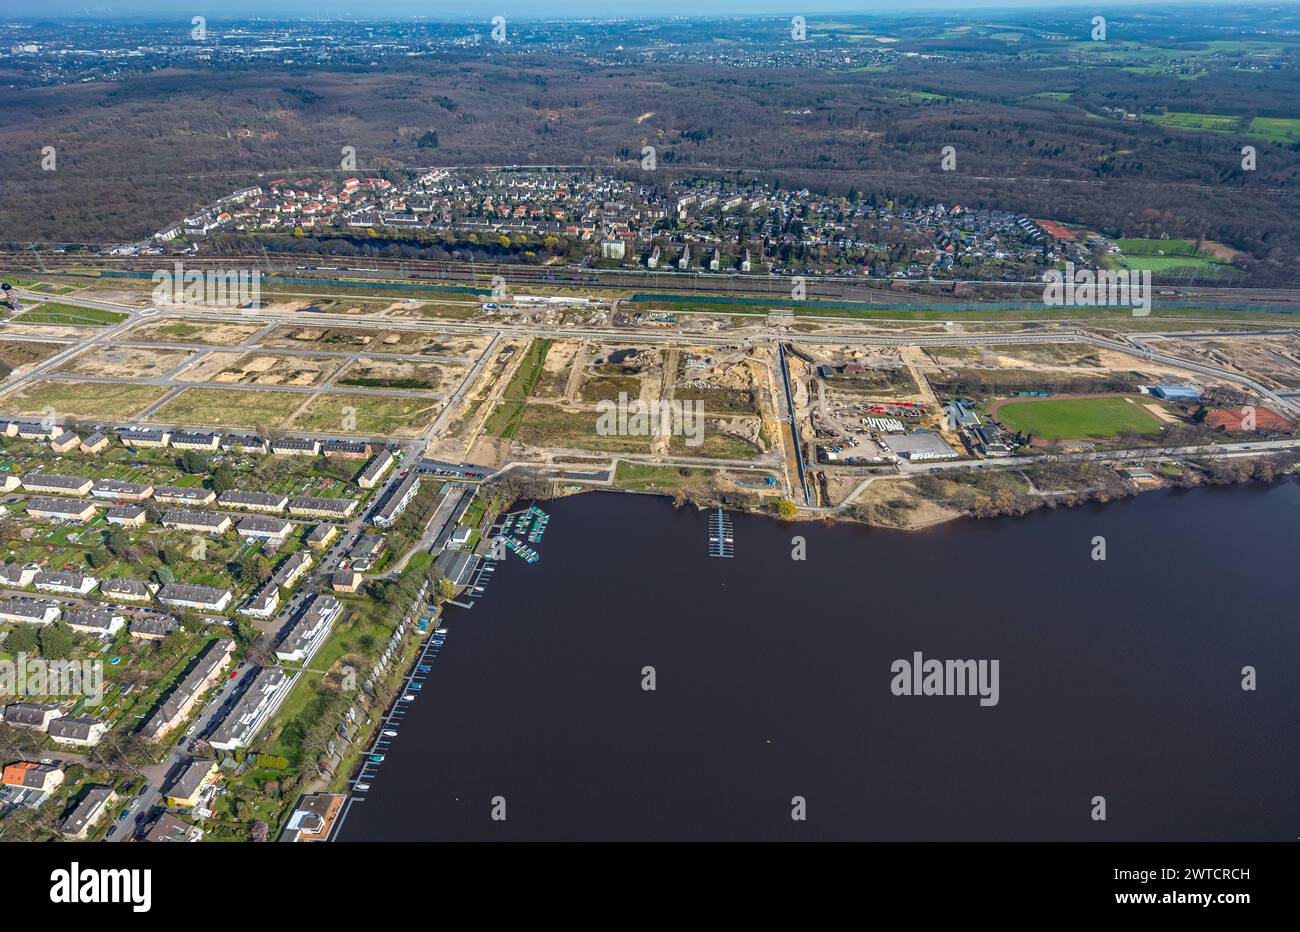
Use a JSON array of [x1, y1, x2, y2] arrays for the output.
[[1205, 407, 1293, 431]]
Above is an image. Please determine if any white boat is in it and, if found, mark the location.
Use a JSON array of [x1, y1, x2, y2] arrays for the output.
[[355, 783, 371, 792], [383, 729, 398, 737]]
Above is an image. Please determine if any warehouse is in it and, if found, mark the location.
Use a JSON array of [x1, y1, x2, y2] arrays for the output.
[[883, 432, 961, 462], [1148, 385, 1202, 402]]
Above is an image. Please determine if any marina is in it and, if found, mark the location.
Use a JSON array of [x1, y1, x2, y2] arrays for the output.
[[490, 504, 552, 564]]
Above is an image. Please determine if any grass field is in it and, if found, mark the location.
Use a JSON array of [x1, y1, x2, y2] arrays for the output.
[[148, 387, 290, 428], [1112, 238, 1231, 273], [512, 403, 652, 453], [13, 303, 128, 326], [4, 380, 169, 418], [613, 461, 718, 493], [290, 393, 441, 436], [995, 395, 1163, 441], [1247, 116, 1300, 143], [485, 338, 552, 438], [1140, 111, 1241, 134]]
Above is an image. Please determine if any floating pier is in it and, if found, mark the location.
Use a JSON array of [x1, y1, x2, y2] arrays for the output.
[[708, 508, 734, 558]]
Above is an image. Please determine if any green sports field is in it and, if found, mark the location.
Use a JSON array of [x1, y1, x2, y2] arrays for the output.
[[995, 395, 1164, 441]]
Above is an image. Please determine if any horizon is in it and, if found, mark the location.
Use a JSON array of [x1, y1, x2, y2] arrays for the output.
[[2, 0, 1285, 24]]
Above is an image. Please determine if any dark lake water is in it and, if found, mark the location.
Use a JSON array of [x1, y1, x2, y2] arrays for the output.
[[339, 481, 1300, 841]]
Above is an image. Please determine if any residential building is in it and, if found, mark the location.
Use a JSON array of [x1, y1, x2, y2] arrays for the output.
[[222, 433, 267, 454], [331, 571, 362, 594], [50, 432, 81, 453], [0, 601, 60, 625], [101, 577, 155, 601], [162, 509, 231, 534], [3, 702, 63, 731], [143, 812, 203, 842], [63, 606, 125, 636], [106, 504, 147, 527], [270, 438, 320, 456], [170, 431, 220, 451], [23, 497, 97, 522], [219, 490, 288, 513], [350, 534, 385, 558], [270, 551, 313, 591], [239, 584, 280, 619], [91, 479, 154, 500], [164, 759, 220, 809], [288, 495, 357, 518], [21, 473, 94, 496], [79, 432, 110, 454], [129, 615, 179, 640], [61, 787, 117, 839], [372, 471, 421, 527], [0, 475, 18, 493], [1, 761, 64, 794], [236, 515, 294, 541], [153, 485, 216, 505], [119, 427, 171, 448], [14, 422, 58, 441], [33, 570, 98, 596], [305, 523, 338, 549], [321, 439, 370, 459], [356, 449, 395, 488], [208, 667, 297, 751], [140, 638, 236, 741], [274, 594, 342, 664], [281, 793, 344, 842], [0, 563, 39, 588], [48, 715, 109, 747], [157, 583, 233, 613]]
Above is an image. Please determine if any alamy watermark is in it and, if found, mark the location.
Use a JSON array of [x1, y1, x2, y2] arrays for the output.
[[151, 261, 261, 307], [1042, 262, 1151, 317], [596, 392, 705, 447], [0, 653, 103, 703], [890, 651, 999, 707]]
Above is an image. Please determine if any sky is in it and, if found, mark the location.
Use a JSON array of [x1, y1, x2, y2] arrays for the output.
[[0, 0, 1255, 21]]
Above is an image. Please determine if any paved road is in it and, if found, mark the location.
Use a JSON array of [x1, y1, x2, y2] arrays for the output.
[[104, 659, 254, 842]]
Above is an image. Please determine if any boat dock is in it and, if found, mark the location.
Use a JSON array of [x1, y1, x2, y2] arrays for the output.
[[708, 508, 734, 558], [342, 621, 449, 817]]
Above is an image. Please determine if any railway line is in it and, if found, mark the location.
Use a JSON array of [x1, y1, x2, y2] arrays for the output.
[[8, 250, 1300, 310]]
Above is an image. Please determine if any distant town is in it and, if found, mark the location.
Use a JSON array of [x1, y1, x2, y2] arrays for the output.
[[142, 169, 1101, 283]]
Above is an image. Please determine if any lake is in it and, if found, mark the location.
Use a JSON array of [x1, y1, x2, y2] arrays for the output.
[[339, 480, 1300, 841]]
